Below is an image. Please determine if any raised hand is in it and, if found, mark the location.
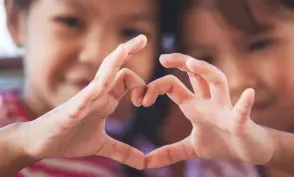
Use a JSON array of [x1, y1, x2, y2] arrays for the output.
[[16, 35, 148, 169], [144, 53, 274, 168]]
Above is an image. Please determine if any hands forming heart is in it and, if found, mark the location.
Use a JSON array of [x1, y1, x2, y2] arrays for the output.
[[12, 35, 275, 170]]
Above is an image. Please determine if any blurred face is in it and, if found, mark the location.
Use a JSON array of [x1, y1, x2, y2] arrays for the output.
[[7, 0, 159, 116], [182, 3, 294, 131]]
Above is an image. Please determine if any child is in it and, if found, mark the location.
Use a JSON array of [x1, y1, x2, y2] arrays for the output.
[[2, 1, 294, 176], [2, 0, 172, 176], [156, 0, 294, 176], [142, 53, 290, 176], [0, 34, 148, 177]]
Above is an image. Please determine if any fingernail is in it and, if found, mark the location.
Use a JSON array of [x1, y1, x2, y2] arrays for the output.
[[129, 34, 145, 43], [135, 34, 144, 40], [124, 34, 146, 50], [186, 57, 196, 65], [159, 54, 168, 61]]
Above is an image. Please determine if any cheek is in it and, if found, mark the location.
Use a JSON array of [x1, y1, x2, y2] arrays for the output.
[[256, 46, 294, 100], [276, 63, 294, 100], [25, 28, 76, 93]]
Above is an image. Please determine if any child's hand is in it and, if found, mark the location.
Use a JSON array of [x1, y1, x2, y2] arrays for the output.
[[16, 35, 147, 169], [144, 53, 275, 168]]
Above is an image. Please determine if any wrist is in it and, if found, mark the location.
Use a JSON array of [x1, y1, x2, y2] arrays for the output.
[[0, 123, 38, 175], [265, 128, 282, 166]]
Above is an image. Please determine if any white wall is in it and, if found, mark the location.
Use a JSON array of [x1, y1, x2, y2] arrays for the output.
[[0, 0, 19, 57]]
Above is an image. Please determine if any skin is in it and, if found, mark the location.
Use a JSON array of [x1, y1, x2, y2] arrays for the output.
[[6, 0, 159, 121], [140, 54, 294, 177], [4, 0, 294, 176], [181, 7, 294, 132], [2, 2, 294, 175], [5, 1, 192, 176], [171, 1, 294, 176], [0, 35, 149, 177], [2, 52, 294, 177]]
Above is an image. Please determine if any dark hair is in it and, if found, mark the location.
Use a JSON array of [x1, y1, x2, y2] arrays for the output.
[[11, 0, 172, 176], [175, 0, 294, 51]]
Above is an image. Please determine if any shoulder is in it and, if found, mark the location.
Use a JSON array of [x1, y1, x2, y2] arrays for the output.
[[18, 157, 121, 177], [0, 90, 29, 126]]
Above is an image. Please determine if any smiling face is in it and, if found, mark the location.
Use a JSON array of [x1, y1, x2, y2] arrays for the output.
[[6, 0, 159, 116], [181, 0, 294, 131]]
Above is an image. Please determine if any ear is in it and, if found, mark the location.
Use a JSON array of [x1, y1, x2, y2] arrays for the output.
[[5, 0, 26, 47]]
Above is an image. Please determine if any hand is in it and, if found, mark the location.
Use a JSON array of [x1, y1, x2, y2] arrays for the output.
[[144, 53, 275, 168], [15, 35, 148, 169]]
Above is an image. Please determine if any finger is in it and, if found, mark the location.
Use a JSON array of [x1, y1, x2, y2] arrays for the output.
[[98, 135, 146, 170], [146, 137, 196, 168], [160, 53, 211, 98], [186, 58, 230, 104], [187, 73, 211, 98], [232, 88, 255, 124], [110, 68, 146, 106], [95, 34, 147, 90], [160, 53, 190, 71], [46, 84, 98, 132], [142, 75, 194, 107]]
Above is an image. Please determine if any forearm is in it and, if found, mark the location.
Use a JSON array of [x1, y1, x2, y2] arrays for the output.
[[0, 123, 37, 177], [267, 128, 294, 174]]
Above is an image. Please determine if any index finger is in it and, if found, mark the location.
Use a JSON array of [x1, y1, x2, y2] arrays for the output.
[[160, 53, 190, 71], [160, 53, 227, 88], [160, 53, 230, 103], [96, 34, 147, 89]]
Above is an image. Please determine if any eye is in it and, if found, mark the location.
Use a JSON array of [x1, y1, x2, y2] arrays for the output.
[[248, 39, 275, 52], [121, 28, 146, 40], [55, 16, 84, 29]]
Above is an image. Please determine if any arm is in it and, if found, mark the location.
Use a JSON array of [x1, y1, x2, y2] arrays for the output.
[[0, 35, 148, 176], [0, 123, 38, 177], [145, 53, 294, 174], [267, 128, 294, 175]]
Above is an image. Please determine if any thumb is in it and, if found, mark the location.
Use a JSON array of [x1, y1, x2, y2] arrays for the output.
[[232, 88, 255, 125]]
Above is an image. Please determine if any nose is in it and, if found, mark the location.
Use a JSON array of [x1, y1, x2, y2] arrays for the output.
[[79, 31, 116, 68]]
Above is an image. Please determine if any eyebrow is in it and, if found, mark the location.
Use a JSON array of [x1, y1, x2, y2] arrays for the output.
[[243, 23, 275, 37]]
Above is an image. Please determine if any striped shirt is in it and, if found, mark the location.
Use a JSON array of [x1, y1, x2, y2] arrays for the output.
[[0, 90, 260, 177], [0, 90, 121, 177]]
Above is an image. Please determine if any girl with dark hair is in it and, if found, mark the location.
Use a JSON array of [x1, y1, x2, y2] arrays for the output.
[[1, 0, 173, 176], [165, 0, 294, 176]]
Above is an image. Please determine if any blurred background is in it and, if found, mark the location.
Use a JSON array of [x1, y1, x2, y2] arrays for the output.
[[0, 0, 23, 91]]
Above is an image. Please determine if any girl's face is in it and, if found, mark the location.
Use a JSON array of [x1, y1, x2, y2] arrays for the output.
[[182, 2, 294, 131], [7, 0, 159, 116]]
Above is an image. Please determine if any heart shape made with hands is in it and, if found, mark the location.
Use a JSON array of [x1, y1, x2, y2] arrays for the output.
[[19, 34, 273, 171]]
